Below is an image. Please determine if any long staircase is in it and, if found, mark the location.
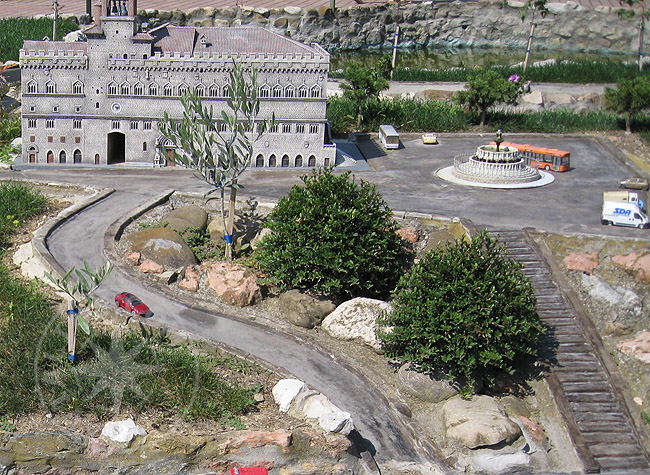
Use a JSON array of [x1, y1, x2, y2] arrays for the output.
[[492, 229, 650, 473]]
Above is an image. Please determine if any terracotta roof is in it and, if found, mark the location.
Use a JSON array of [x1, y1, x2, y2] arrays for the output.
[[150, 26, 324, 58], [22, 41, 88, 54]]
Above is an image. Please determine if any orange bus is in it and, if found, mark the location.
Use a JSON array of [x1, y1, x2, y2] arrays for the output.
[[490, 141, 571, 172]]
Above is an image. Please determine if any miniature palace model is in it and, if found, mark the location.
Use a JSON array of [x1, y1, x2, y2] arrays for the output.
[[19, 0, 335, 168], [453, 144, 541, 185]]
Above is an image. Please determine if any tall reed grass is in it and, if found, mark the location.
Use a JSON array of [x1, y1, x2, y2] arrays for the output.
[[0, 17, 80, 63]]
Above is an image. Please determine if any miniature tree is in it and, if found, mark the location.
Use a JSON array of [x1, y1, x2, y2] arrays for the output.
[[454, 70, 524, 126], [340, 62, 390, 130], [378, 231, 543, 396], [158, 61, 274, 260], [604, 76, 650, 133], [255, 168, 411, 301], [45, 260, 113, 361]]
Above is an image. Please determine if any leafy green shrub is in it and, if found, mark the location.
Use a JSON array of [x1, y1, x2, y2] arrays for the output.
[[0, 17, 79, 63], [183, 226, 223, 261], [0, 116, 21, 143], [327, 96, 468, 134], [255, 168, 411, 301], [378, 230, 543, 395]]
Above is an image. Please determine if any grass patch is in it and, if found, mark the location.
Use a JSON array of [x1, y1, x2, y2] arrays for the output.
[[351, 60, 650, 84], [0, 183, 262, 426], [0, 17, 80, 63]]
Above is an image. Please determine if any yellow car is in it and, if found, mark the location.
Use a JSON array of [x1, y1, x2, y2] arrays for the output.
[[422, 133, 438, 145]]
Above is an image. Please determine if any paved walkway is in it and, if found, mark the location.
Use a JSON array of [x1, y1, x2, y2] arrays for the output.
[[0, 0, 623, 20]]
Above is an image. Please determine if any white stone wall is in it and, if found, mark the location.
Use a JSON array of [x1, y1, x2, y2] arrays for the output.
[[20, 16, 334, 168]]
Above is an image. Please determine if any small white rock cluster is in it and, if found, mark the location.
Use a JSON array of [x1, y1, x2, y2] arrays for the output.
[[272, 379, 355, 435]]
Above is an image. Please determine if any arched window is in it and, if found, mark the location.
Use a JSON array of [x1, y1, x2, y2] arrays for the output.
[[195, 84, 205, 97], [268, 154, 276, 167], [209, 84, 219, 97], [120, 82, 130, 95], [73, 149, 82, 163], [163, 83, 173, 97], [298, 85, 308, 98], [310, 85, 321, 98], [95, 154, 100, 164], [255, 154, 264, 167], [27, 80, 37, 94], [222, 85, 230, 97], [308, 155, 316, 167], [73, 81, 83, 94], [108, 81, 117, 95], [133, 82, 144, 95], [178, 83, 188, 97], [281, 154, 289, 167], [148, 83, 158, 96], [46, 81, 56, 94], [272, 85, 283, 98], [285, 85, 295, 98], [295, 154, 303, 167], [259, 85, 270, 98], [59, 150, 66, 163]]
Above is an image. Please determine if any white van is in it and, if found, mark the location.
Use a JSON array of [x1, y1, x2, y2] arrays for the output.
[[601, 201, 650, 229]]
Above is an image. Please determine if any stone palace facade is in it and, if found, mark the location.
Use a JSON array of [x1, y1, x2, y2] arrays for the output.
[[19, 0, 335, 168]]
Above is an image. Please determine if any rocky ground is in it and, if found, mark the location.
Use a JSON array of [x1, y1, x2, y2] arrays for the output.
[[2, 131, 650, 473]]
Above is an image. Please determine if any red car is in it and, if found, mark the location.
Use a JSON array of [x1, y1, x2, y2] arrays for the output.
[[115, 292, 149, 316]]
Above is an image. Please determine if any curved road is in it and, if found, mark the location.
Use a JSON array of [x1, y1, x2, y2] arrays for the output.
[[9, 169, 433, 471]]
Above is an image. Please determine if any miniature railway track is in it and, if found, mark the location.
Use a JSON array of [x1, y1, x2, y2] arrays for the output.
[[491, 229, 650, 473]]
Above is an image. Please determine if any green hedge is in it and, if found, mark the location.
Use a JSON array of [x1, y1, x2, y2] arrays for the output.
[[0, 17, 80, 63]]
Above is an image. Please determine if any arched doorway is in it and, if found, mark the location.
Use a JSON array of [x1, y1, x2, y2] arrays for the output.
[[59, 150, 66, 163], [255, 154, 264, 167], [281, 154, 289, 167], [47, 150, 54, 163], [295, 155, 303, 167], [95, 154, 100, 165], [308, 155, 316, 167], [269, 154, 276, 167], [107, 131, 125, 164], [27, 145, 38, 163], [73, 149, 82, 163]]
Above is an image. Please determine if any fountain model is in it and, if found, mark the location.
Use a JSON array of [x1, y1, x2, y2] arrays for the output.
[[437, 131, 553, 189]]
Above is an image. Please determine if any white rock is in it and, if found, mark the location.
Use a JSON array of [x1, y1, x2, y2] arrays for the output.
[[581, 274, 622, 305], [284, 6, 303, 15], [442, 396, 521, 449], [272, 378, 307, 413], [300, 393, 341, 419], [64, 30, 87, 42], [521, 90, 544, 106], [321, 297, 392, 350], [101, 418, 147, 444], [10, 137, 21, 149], [319, 411, 355, 435], [472, 450, 531, 473]]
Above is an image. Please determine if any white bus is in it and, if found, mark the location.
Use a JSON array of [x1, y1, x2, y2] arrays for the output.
[[379, 125, 400, 150]]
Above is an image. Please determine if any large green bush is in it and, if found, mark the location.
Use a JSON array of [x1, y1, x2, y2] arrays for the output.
[[378, 230, 543, 395], [255, 168, 411, 301]]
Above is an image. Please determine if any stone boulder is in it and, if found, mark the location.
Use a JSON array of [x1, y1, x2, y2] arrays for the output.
[[617, 331, 650, 363], [64, 29, 87, 42], [612, 252, 650, 284], [273, 378, 308, 413], [139, 259, 163, 274], [321, 297, 391, 350], [204, 262, 261, 307], [580, 274, 644, 325], [396, 226, 419, 243], [424, 229, 457, 252], [564, 251, 599, 274], [179, 265, 200, 292], [163, 205, 209, 235], [127, 227, 197, 269], [208, 214, 264, 253], [396, 363, 459, 403], [101, 419, 147, 446], [472, 450, 531, 473], [441, 395, 521, 449], [125, 251, 141, 266], [278, 289, 336, 329]]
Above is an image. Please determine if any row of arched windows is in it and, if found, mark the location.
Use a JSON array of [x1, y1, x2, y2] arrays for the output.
[[27, 147, 83, 164], [254, 153, 330, 168], [107, 81, 322, 99], [26, 79, 324, 99]]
